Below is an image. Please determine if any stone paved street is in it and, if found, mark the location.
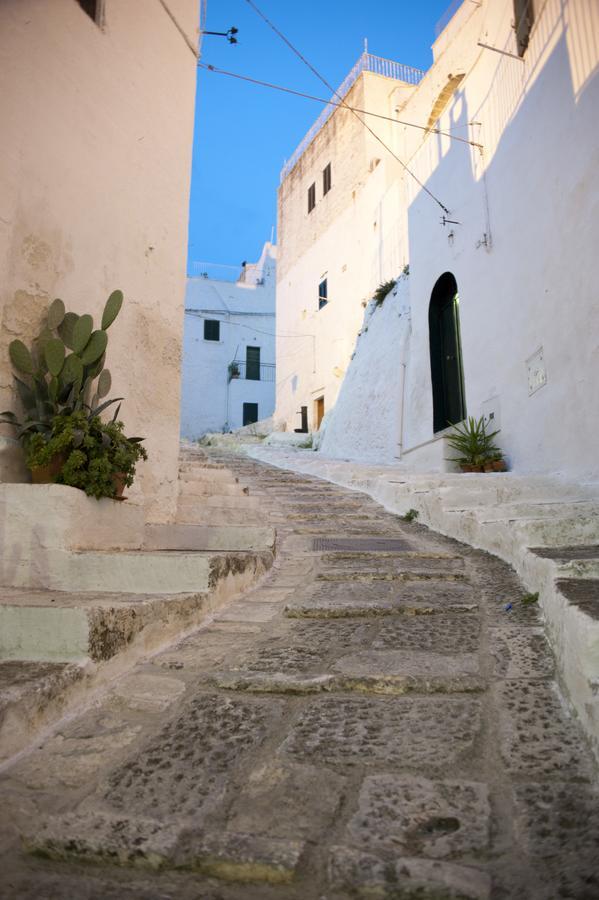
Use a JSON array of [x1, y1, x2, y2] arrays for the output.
[[1, 455, 598, 900]]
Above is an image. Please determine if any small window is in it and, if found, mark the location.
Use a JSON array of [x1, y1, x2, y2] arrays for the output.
[[243, 403, 259, 426], [246, 346, 261, 381], [204, 319, 220, 341], [308, 183, 316, 214], [318, 278, 328, 310], [77, 0, 104, 25], [323, 163, 332, 195], [514, 0, 535, 56]]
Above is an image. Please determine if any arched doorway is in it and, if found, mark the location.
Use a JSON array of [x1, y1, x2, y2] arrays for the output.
[[429, 272, 466, 432]]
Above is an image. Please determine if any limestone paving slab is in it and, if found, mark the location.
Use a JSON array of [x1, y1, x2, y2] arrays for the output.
[[496, 681, 595, 780], [346, 774, 491, 859], [512, 781, 599, 899], [490, 626, 555, 679], [328, 845, 492, 899], [281, 695, 482, 769]]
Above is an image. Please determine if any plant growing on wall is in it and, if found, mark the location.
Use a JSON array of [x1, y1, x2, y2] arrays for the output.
[[373, 279, 396, 307], [446, 415, 505, 472], [0, 292, 148, 496]]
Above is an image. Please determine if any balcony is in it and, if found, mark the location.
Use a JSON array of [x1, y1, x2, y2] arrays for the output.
[[228, 361, 276, 383]]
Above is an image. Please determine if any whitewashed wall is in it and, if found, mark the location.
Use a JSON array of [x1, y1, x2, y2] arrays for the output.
[[319, 277, 411, 461], [181, 245, 276, 438]]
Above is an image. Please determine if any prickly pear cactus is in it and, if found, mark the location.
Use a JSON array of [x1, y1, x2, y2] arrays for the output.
[[47, 298, 66, 330], [101, 290, 123, 330], [58, 313, 79, 350], [97, 369, 112, 398], [80, 330, 108, 366], [72, 314, 94, 354], [9, 340, 35, 375], [44, 339, 65, 377]]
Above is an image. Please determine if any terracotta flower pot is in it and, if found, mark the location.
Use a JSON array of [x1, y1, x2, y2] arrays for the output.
[[491, 458, 507, 472], [112, 472, 128, 500], [461, 464, 484, 473], [29, 451, 67, 484]]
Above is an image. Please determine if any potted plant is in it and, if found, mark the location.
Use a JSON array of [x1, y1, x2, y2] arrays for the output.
[[446, 415, 505, 472], [31, 409, 146, 500], [228, 361, 240, 381], [0, 290, 147, 495]]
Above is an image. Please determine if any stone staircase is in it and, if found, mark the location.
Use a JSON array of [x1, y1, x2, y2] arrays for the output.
[[248, 446, 599, 754], [0, 445, 276, 763]]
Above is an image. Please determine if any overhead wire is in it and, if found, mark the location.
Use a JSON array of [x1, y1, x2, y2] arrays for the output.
[[198, 62, 482, 149], [242, 0, 451, 215]]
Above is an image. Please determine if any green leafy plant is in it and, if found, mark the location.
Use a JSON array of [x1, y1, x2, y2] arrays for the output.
[[373, 279, 396, 307], [0, 291, 123, 450], [228, 362, 240, 381], [402, 508, 419, 523], [26, 410, 146, 499], [446, 416, 502, 471], [521, 592, 539, 605]]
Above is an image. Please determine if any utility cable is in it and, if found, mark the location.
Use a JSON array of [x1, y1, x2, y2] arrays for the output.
[[157, 0, 199, 58], [243, 0, 451, 214], [185, 309, 315, 341], [198, 62, 482, 149]]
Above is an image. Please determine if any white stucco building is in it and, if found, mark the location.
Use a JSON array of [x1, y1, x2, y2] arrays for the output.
[[275, 0, 599, 483], [0, 0, 199, 520], [181, 243, 276, 438]]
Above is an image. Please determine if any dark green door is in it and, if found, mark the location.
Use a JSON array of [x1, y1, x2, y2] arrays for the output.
[[429, 273, 466, 433], [243, 403, 258, 426], [246, 346, 260, 381]]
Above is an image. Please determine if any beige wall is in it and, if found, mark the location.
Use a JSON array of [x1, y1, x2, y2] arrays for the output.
[[0, 0, 199, 521]]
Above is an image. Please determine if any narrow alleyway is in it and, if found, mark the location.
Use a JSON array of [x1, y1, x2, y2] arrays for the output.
[[1, 454, 597, 900]]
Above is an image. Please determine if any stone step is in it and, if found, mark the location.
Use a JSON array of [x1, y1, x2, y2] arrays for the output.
[[0, 547, 267, 595], [179, 466, 238, 483], [177, 493, 260, 510], [144, 523, 276, 552], [445, 500, 599, 521], [177, 481, 249, 498], [0, 659, 85, 763], [0, 552, 273, 664], [175, 506, 263, 525]]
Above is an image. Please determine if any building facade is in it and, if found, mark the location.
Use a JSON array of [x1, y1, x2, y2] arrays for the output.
[[277, 0, 599, 483], [0, 0, 199, 520], [181, 243, 276, 438]]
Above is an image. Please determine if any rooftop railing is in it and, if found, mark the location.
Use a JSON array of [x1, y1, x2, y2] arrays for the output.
[[280, 52, 425, 182]]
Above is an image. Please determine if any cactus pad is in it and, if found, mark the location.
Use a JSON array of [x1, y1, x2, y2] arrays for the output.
[[97, 368, 112, 398], [101, 290, 123, 330], [61, 353, 84, 387], [47, 298, 66, 330], [72, 314, 94, 353], [44, 339, 66, 377], [9, 340, 35, 375], [80, 330, 108, 365], [58, 313, 80, 349]]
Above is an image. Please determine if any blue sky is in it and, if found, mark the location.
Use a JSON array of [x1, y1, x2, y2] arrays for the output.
[[188, 0, 451, 279]]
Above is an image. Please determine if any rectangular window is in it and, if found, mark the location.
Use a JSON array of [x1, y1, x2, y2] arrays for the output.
[[246, 346, 261, 380], [318, 278, 328, 310], [514, 0, 535, 56], [308, 183, 316, 213], [204, 319, 220, 341], [323, 163, 332, 195], [243, 403, 259, 426]]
